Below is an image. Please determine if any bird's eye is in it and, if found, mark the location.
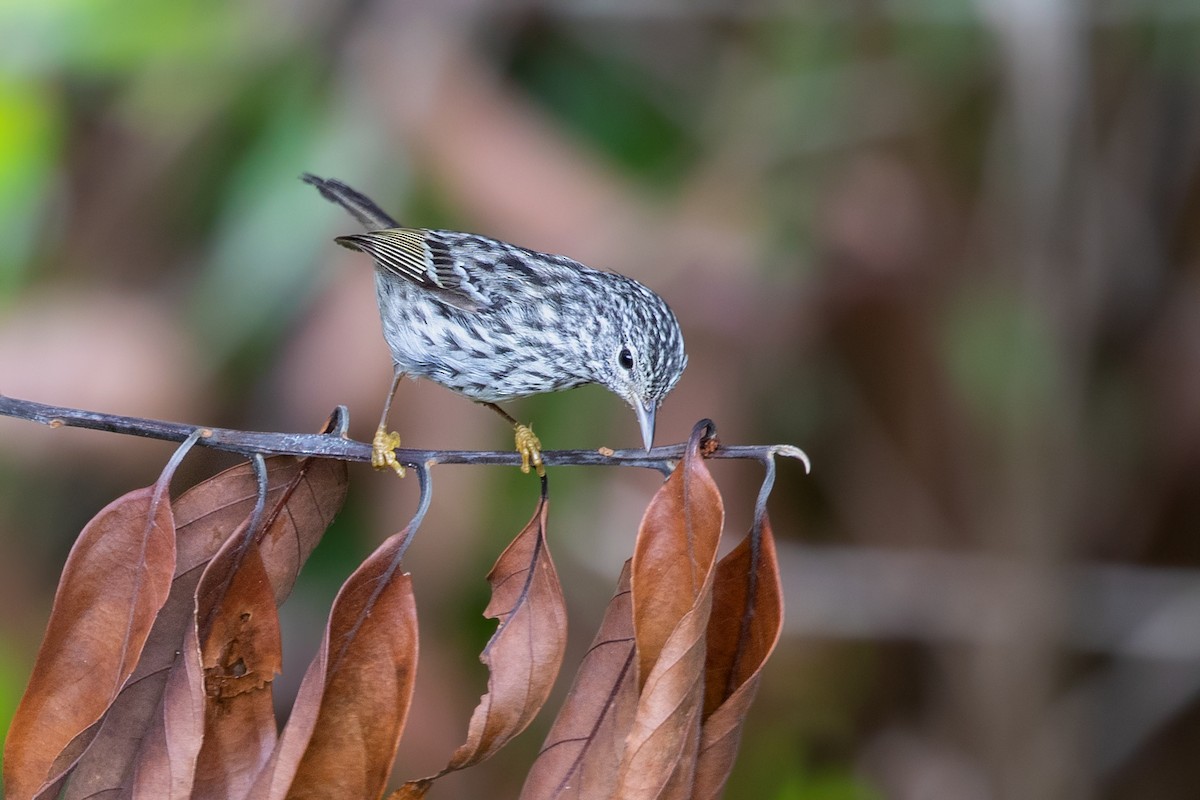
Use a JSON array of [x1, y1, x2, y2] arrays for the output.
[[618, 347, 635, 370]]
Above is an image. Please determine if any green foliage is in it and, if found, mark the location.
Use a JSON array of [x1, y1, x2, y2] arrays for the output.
[[0, 638, 23, 757], [0, 77, 58, 298], [505, 23, 696, 185], [941, 285, 1060, 435], [5, 0, 239, 72], [187, 68, 329, 365], [727, 730, 881, 800]]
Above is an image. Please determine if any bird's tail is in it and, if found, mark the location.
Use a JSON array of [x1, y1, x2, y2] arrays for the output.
[[301, 173, 399, 230]]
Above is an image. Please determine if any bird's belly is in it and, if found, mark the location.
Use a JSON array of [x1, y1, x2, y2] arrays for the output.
[[374, 278, 589, 402]]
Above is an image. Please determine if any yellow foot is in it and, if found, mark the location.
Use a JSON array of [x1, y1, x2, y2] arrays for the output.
[[514, 423, 544, 477], [372, 426, 406, 477]]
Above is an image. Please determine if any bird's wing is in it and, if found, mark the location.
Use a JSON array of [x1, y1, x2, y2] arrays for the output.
[[335, 228, 487, 311]]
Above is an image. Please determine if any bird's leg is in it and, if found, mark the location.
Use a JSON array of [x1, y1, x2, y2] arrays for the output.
[[480, 402, 544, 477], [373, 367, 407, 477]]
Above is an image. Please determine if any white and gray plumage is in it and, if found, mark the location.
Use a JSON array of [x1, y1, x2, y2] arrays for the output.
[[303, 174, 687, 450]]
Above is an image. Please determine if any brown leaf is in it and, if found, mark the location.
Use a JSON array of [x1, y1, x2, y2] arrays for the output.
[[692, 516, 783, 800], [615, 424, 725, 800], [629, 430, 724, 687], [520, 562, 637, 800], [175, 456, 349, 603], [191, 533, 284, 800], [245, 523, 419, 800], [387, 779, 432, 800], [124, 622, 205, 800], [402, 488, 567, 795], [451, 490, 566, 767], [617, 603, 710, 800], [60, 455, 348, 799], [3, 480, 177, 800]]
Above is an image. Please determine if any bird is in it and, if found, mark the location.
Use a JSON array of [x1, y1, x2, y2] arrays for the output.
[[302, 173, 687, 477]]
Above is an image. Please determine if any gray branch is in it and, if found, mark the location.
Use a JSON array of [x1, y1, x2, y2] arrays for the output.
[[0, 393, 810, 474]]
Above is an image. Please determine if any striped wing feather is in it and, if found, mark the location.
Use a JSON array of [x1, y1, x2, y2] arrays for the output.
[[335, 229, 483, 311]]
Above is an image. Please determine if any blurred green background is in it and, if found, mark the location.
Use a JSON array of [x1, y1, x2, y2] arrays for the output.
[[2, 1, 1200, 798]]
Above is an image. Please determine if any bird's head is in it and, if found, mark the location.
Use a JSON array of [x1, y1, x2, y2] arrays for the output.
[[597, 282, 687, 452]]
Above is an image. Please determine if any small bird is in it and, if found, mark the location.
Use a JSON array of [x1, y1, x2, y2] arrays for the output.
[[303, 174, 687, 476]]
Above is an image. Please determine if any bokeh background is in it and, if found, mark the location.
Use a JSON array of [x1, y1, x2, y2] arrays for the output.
[[2, 2, 1199, 798]]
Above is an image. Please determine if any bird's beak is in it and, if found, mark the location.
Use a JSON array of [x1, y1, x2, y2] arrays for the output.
[[634, 399, 656, 452]]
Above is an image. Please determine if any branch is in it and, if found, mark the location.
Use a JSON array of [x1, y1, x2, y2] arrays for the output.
[[0, 393, 810, 474]]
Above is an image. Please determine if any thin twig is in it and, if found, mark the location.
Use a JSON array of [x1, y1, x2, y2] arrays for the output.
[[0, 393, 811, 474]]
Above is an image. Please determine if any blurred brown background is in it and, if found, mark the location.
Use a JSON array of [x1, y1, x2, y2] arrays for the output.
[[2, 2, 1199, 798]]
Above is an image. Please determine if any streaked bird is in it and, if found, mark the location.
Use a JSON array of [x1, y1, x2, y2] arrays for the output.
[[304, 173, 687, 476]]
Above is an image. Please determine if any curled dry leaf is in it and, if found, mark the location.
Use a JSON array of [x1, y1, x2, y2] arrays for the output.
[[629, 424, 724, 686], [520, 562, 637, 800], [617, 603, 710, 800], [246, 524, 419, 800], [449, 490, 566, 767], [3, 480, 177, 800], [528, 424, 784, 800], [125, 621, 206, 800], [692, 515, 783, 800], [191, 534, 284, 800], [387, 778, 431, 800], [59, 455, 348, 800], [176, 456, 349, 603], [401, 487, 567, 795], [615, 422, 725, 800]]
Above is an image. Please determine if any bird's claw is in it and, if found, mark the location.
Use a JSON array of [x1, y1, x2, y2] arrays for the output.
[[514, 423, 545, 477], [372, 427, 406, 477]]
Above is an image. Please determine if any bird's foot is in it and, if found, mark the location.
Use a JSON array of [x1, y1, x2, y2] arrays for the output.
[[372, 426, 406, 477], [514, 423, 545, 477]]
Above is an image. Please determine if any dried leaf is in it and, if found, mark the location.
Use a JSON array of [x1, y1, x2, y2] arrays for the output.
[[617, 603, 710, 800], [175, 456, 349, 603], [60, 455, 348, 799], [629, 430, 724, 687], [387, 779, 431, 800], [692, 516, 783, 800], [521, 562, 637, 800], [3, 477, 177, 800], [451, 490, 566, 767], [246, 524, 419, 800], [125, 622, 205, 800], [402, 488, 567, 795], [191, 534, 283, 800], [615, 423, 725, 800]]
